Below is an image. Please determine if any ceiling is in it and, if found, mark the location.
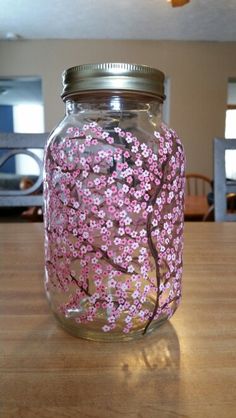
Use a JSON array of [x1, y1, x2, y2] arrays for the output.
[[0, 0, 236, 42]]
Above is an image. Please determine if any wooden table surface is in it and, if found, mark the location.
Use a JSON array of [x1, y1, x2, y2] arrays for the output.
[[0, 223, 236, 418], [184, 195, 209, 218]]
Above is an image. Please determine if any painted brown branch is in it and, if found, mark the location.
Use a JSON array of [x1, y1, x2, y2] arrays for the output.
[[70, 275, 91, 297], [143, 173, 167, 334], [143, 211, 161, 334], [92, 245, 138, 275], [46, 260, 64, 289], [159, 295, 180, 312], [70, 274, 120, 309]]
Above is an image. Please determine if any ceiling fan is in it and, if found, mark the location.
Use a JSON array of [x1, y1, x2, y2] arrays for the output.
[[167, 0, 190, 7]]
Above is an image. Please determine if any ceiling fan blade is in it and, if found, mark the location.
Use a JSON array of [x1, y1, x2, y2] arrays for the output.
[[170, 0, 190, 7]]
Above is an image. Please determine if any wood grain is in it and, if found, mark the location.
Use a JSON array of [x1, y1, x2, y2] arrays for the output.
[[0, 223, 236, 418]]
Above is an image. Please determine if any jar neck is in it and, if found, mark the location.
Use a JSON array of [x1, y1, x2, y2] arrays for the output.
[[65, 91, 161, 103], [64, 92, 163, 132], [68, 90, 160, 113]]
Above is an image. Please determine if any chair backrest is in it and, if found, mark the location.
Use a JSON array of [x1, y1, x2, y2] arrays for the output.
[[185, 173, 212, 196], [214, 138, 236, 222], [0, 132, 48, 207]]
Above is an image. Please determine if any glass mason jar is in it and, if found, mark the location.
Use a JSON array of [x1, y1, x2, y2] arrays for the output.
[[44, 63, 185, 341]]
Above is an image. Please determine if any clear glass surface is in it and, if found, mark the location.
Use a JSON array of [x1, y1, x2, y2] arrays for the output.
[[44, 93, 185, 341]]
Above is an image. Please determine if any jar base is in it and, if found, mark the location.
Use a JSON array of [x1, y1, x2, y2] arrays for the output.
[[52, 311, 169, 342]]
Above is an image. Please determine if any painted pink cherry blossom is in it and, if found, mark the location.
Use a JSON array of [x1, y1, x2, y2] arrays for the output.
[[44, 121, 185, 337]]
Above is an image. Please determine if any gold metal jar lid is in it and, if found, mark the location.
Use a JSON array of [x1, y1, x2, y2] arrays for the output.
[[61, 63, 165, 101]]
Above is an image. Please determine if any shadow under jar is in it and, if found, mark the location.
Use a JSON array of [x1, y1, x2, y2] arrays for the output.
[[44, 63, 185, 341]]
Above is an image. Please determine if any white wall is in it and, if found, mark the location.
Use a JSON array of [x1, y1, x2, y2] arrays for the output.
[[1, 40, 236, 177]]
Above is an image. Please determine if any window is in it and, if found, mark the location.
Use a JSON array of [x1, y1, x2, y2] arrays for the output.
[[0, 76, 44, 175], [13, 104, 44, 175], [225, 80, 236, 180]]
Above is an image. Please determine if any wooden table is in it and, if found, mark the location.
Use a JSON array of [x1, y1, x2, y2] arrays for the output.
[[0, 223, 236, 418], [184, 195, 209, 219]]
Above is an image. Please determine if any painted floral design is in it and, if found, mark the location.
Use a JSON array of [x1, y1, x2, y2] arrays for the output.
[[44, 122, 185, 335]]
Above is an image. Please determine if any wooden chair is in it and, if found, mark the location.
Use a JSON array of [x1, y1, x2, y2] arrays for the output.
[[203, 194, 236, 222], [185, 173, 212, 196], [0, 132, 48, 221], [202, 204, 214, 222], [185, 173, 212, 221], [214, 138, 236, 222]]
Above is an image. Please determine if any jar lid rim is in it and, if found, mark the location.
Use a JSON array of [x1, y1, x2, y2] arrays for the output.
[[61, 63, 165, 101]]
